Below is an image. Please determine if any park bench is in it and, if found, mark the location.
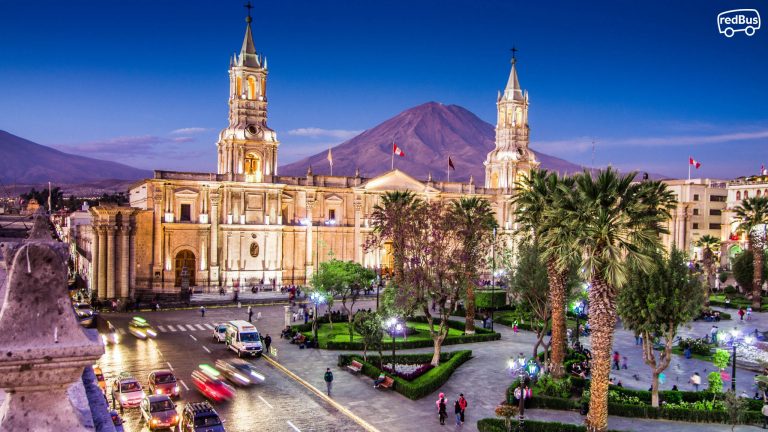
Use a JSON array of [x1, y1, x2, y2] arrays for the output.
[[377, 376, 394, 390], [346, 361, 363, 374]]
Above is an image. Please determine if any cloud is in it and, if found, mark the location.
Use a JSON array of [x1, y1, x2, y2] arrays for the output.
[[534, 129, 768, 154], [55, 134, 200, 159], [287, 127, 362, 140], [170, 127, 210, 135]]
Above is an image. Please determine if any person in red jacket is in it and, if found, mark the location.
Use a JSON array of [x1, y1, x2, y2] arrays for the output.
[[612, 351, 620, 370], [458, 393, 468, 424]]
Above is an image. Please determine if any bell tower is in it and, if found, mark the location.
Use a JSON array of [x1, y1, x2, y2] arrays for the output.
[[484, 49, 538, 189], [216, 4, 279, 182]]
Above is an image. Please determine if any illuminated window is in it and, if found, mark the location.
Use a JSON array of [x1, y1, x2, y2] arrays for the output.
[[236, 77, 242, 96], [491, 172, 499, 189], [244, 152, 262, 182], [248, 76, 256, 100]]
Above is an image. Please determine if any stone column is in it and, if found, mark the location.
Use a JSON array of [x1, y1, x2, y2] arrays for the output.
[[210, 192, 220, 266], [0, 240, 103, 432], [120, 222, 130, 298], [353, 201, 362, 264], [91, 225, 100, 298], [305, 201, 314, 281], [284, 305, 292, 328], [97, 225, 107, 299], [106, 226, 116, 299]]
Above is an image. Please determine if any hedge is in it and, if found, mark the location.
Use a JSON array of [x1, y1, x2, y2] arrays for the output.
[[337, 350, 472, 400], [505, 378, 763, 425], [297, 316, 500, 350], [477, 418, 621, 432], [476, 290, 508, 309]]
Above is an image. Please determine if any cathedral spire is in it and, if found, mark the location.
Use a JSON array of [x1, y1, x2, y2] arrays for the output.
[[239, 2, 260, 67], [503, 47, 524, 102]]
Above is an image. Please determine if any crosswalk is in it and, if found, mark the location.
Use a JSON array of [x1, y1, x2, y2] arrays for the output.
[[116, 323, 217, 335]]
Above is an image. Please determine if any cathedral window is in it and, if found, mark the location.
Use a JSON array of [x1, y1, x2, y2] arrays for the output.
[[236, 77, 242, 96], [745, 191, 749, 199], [244, 152, 263, 182], [736, 191, 741, 200], [328, 209, 336, 221], [180, 204, 191, 222], [515, 108, 523, 126], [248, 76, 257, 100], [491, 172, 499, 189]]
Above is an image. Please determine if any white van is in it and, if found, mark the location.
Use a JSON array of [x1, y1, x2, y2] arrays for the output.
[[225, 320, 263, 357]]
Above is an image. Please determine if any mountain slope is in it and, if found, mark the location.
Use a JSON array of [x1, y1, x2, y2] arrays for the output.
[[0, 130, 151, 184], [279, 102, 588, 182]]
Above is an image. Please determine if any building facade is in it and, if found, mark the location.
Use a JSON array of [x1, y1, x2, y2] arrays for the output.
[[86, 15, 534, 300]]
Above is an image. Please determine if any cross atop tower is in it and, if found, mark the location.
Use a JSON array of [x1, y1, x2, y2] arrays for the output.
[[511, 46, 518, 64], [244, 1, 253, 23]]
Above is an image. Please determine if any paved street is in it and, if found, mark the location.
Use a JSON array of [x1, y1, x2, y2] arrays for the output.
[[96, 301, 768, 432]]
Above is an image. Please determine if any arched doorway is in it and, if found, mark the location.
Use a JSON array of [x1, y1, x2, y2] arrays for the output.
[[175, 250, 196, 287], [244, 152, 263, 182]]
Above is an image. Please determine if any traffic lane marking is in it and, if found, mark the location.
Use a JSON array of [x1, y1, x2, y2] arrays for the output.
[[179, 379, 189, 391], [166, 362, 173, 371], [287, 420, 301, 432], [189, 334, 197, 341], [258, 395, 273, 409], [203, 346, 211, 353]]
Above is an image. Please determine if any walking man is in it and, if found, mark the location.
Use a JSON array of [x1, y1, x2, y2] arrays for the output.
[[248, 306, 253, 322], [264, 334, 272, 355], [454, 399, 462, 426], [689, 372, 701, 391], [436, 393, 447, 425], [200, 305, 205, 318], [458, 393, 467, 424], [612, 351, 620, 370], [324, 368, 334, 396]]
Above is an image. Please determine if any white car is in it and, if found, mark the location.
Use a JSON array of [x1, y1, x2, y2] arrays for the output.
[[111, 373, 145, 408], [212, 324, 227, 343]]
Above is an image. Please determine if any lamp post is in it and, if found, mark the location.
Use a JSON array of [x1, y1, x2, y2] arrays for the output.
[[728, 328, 754, 391], [491, 228, 496, 331], [572, 300, 585, 345], [384, 317, 401, 373], [309, 291, 325, 346]]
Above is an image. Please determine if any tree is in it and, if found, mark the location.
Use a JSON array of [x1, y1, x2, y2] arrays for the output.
[[310, 259, 375, 341], [512, 169, 575, 378], [352, 311, 384, 363], [732, 250, 768, 295], [508, 241, 552, 363], [20, 187, 64, 212], [565, 169, 676, 432], [617, 248, 703, 406], [450, 197, 497, 334], [696, 234, 720, 306], [370, 191, 423, 284], [733, 196, 768, 308]]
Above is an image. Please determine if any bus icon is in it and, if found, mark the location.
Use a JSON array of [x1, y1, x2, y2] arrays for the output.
[[717, 9, 761, 37]]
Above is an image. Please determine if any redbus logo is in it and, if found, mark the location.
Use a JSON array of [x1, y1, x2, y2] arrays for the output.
[[717, 9, 761, 37]]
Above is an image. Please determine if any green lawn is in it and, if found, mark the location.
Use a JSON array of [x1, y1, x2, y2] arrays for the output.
[[304, 320, 465, 344]]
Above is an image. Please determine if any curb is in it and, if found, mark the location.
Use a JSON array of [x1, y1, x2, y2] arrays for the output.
[[262, 354, 380, 432]]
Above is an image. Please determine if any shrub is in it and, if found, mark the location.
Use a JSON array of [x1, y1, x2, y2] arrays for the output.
[[534, 375, 572, 399], [678, 337, 714, 356], [708, 371, 724, 393], [718, 272, 728, 284], [477, 418, 622, 432], [713, 349, 731, 369], [476, 290, 508, 309], [724, 285, 737, 295], [337, 350, 472, 400]]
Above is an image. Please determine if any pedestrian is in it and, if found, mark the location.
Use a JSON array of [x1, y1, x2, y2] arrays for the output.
[[264, 334, 272, 355], [612, 351, 620, 370], [762, 402, 768, 429], [248, 306, 253, 322], [739, 307, 745, 321], [621, 356, 628, 370], [324, 368, 334, 396], [634, 334, 641, 346], [436, 393, 447, 425], [747, 306, 753, 321], [304, 308, 309, 324], [710, 326, 719, 344], [458, 393, 467, 424], [155, 303, 160, 312], [257, 311, 262, 320], [200, 305, 205, 317], [454, 399, 462, 426], [513, 320, 518, 334], [689, 372, 701, 391]]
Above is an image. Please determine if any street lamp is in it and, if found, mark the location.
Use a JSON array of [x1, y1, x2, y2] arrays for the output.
[[572, 299, 585, 346], [384, 317, 401, 373], [728, 328, 754, 391], [309, 291, 326, 346], [491, 228, 496, 331], [507, 355, 535, 431]]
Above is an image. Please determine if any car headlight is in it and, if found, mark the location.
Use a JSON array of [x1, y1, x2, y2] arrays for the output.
[[156, 389, 163, 395], [173, 386, 180, 394], [172, 415, 179, 424], [120, 395, 127, 402], [147, 330, 157, 337], [151, 418, 158, 425]]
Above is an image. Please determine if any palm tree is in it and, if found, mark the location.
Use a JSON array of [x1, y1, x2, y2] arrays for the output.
[[564, 169, 675, 432], [512, 169, 574, 378], [371, 191, 423, 284], [733, 196, 768, 309], [696, 234, 721, 306], [450, 197, 497, 334]]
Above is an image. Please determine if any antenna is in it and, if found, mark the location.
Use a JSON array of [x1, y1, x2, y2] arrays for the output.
[[591, 138, 596, 167]]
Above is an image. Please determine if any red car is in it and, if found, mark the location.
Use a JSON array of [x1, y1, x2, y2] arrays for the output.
[[191, 365, 235, 402]]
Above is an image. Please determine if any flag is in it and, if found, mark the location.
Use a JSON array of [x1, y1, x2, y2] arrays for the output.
[[327, 147, 333, 166], [689, 157, 701, 169], [448, 156, 455, 170], [393, 142, 405, 157]]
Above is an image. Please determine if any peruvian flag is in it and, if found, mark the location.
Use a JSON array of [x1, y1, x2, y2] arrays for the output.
[[393, 142, 405, 157], [689, 156, 701, 169]]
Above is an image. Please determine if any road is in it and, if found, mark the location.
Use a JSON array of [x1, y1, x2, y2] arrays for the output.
[[98, 305, 360, 432]]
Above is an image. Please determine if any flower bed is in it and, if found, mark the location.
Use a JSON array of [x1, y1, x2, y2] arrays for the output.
[[477, 418, 622, 432], [337, 350, 472, 399], [381, 362, 434, 381]]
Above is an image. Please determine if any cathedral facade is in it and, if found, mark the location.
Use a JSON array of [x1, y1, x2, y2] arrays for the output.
[[86, 16, 537, 300]]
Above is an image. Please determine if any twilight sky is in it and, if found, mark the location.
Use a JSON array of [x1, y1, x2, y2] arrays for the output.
[[1, 0, 766, 179]]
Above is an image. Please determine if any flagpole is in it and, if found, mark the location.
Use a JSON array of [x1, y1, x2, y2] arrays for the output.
[[688, 158, 691, 182], [447, 156, 450, 183], [391, 141, 394, 171]]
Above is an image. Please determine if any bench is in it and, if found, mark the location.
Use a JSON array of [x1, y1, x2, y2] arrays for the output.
[[347, 361, 363, 374], [377, 376, 394, 390]]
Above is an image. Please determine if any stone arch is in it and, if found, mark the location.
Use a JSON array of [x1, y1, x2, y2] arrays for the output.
[[491, 172, 499, 189], [248, 76, 257, 100], [244, 152, 263, 182], [174, 249, 196, 287]]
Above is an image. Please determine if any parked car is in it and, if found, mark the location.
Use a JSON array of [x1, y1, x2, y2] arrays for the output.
[[180, 402, 226, 432], [111, 373, 144, 408], [73, 302, 97, 328], [140, 394, 179, 431], [191, 365, 235, 402], [214, 359, 265, 386], [93, 365, 106, 393], [148, 370, 180, 398], [109, 409, 124, 432], [128, 316, 158, 339]]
